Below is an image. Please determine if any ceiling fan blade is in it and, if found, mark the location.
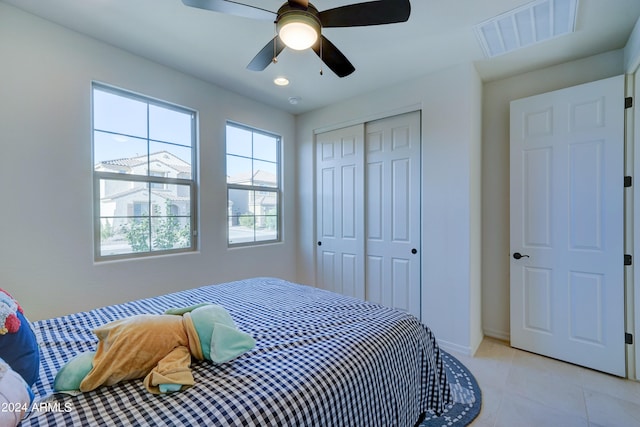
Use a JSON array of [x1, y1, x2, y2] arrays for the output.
[[181, 0, 276, 21], [247, 36, 286, 71], [288, 0, 309, 9], [312, 36, 355, 78], [319, 0, 410, 27]]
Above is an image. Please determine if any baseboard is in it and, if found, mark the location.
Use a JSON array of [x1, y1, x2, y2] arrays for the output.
[[483, 328, 510, 342], [437, 339, 473, 357], [438, 330, 510, 356]]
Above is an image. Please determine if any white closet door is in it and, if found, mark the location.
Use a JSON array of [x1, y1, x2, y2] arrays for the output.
[[315, 124, 365, 298], [315, 112, 422, 319], [365, 111, 422, 318], [510, 75, 625, 376]]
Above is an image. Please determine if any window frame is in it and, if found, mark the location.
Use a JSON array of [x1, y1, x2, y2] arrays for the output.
[[92, 82, 198, 261], [226, 121, 282, 247]]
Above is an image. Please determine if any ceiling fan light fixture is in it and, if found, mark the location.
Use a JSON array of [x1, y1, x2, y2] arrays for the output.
[[277, 11, 320, 51]]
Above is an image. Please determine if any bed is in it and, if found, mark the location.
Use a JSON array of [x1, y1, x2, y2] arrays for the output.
[[21, 277, 451, 426]]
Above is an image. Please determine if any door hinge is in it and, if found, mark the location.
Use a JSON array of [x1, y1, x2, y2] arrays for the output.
[[626, 333, 633, 345], [626, 97, 633, 109], [625, 176, 633, 187], [625, 254, 633, 266]]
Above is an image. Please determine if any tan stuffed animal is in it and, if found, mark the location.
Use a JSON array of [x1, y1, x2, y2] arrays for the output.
[[54, 304, 255, 394]]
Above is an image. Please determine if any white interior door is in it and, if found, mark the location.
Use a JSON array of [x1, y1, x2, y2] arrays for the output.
[[365, 111, 421, 318], [510, 75, 625, 376], [316, 124, 365, 298]]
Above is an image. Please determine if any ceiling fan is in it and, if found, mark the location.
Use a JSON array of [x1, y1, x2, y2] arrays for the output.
[[181, 0, 411, 77]]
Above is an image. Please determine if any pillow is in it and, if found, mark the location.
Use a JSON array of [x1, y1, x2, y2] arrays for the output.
[[0, 289, 40, 387], [0, 357, 34, 427]]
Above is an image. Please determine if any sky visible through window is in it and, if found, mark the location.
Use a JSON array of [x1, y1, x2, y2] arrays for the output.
[[93, 88, 193, 170], [226, 125, 278, 184]]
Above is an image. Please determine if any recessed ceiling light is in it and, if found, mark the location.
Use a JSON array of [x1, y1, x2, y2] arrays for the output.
[[274, 77, 290, 86], [288, 96, 301, 105], [474, 0, 578, 58]]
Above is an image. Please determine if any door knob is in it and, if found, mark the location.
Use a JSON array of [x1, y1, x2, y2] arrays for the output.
[[411, 248, 418, 254], [513, 252, 530, 260]]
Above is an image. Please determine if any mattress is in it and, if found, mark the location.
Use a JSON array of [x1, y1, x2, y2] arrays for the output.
[[22, 277, 451, 426]]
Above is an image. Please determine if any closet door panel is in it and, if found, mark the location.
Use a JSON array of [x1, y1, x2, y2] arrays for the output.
[[316, 124, 365, 298], [365, 111, 421, 318]]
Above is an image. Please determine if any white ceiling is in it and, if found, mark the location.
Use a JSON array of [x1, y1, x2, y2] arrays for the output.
[[4, 0, 639, 114]]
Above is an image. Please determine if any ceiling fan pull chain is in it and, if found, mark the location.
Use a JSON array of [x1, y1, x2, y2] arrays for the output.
[[272, 22, 278, 64], [319, 38, 324, 75]]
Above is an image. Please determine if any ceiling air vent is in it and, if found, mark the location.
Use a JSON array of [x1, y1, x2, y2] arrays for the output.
[[474, 0, 578, 58]]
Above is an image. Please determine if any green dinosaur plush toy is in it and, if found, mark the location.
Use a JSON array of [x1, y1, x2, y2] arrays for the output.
[[53, 304, 255, 394]]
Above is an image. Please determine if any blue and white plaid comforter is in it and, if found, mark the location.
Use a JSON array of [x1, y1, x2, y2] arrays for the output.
[[22, 278, 451, 426]]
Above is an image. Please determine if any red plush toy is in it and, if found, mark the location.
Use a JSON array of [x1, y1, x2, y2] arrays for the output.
[[0, 289, 23, 335]]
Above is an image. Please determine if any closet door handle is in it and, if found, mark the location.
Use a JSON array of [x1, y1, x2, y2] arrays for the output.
[[317, 241, 322, 246], [411, 248, 417, 254]]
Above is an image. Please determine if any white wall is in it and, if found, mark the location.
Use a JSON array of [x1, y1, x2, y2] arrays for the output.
[[481, 50, 626, 340], [625, 16, 640, 72], [296, 63, 484, 355], [0, 3, 297, 320]]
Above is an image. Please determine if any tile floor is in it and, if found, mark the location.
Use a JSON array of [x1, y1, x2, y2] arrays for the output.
[[450, 338, 640, 427]]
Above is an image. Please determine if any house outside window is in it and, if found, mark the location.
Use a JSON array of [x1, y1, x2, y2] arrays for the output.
[[226, 122, 280, 246], [92, 83, 197, 259]]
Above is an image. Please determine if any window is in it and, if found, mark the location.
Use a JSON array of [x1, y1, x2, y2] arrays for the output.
[[92, 83, 197, 259], [226, 122, 280, 246]]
